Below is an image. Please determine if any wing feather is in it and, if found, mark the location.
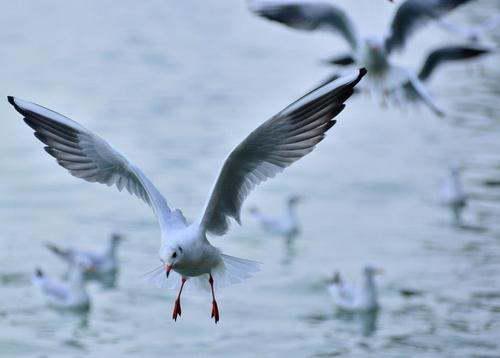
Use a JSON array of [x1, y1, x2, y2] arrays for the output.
[[249, 0, 360, 51], [385, 0, 475, 53], [8, 97, 184, 237], [199, 69, 366, 236]]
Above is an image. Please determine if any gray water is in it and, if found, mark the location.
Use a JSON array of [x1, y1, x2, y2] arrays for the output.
[[1, 0, 500, 356]]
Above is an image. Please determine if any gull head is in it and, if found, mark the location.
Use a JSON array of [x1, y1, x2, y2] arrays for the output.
[[366, 37, 385, 55], [160, 244, 185, 278]]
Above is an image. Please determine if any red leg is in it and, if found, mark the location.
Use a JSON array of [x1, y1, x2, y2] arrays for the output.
[[209, 274, 220, 323], [172, 277, 187, 321]]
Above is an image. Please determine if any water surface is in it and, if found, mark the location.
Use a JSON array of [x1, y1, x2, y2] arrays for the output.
[[1, 0, 500, 356]]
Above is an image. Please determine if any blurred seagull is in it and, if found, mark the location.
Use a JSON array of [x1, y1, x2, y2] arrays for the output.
[[439, 165, 467, 225], [9, 68, 366, 323], [328, 266, 382, 312], [32, 260, 91, 311], [45, 233, 124, 285], [249, 0, 481, 113], [249, 0, 476, 73], [249, 195, 301, 245]]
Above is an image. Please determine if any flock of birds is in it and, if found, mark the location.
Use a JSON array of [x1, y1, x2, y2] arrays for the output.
[[9, 0, 496, 324]]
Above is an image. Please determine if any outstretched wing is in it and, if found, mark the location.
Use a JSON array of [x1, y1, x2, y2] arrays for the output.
[[8, 97, 185, 237], [249, 0, 360, 51], [418, 45, 491, 81], [199, 69, 367, 236], [385, 0, 475, 53]]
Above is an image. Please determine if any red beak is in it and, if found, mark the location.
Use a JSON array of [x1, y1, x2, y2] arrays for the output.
[[165, 264, 172, 278]]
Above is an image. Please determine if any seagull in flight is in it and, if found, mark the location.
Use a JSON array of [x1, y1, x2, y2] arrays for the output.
[[249, 0, 479, 113], [9, 68, 366, 323]]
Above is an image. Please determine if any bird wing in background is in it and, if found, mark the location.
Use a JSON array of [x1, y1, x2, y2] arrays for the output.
[[44, 242, 73, 263], [249, 0, 360, 51], [199, 69, 367, 236], [385, 0, 476, 53], [417, 45, 491, 81], [322, 53, 357, 67], [8, 97, 187, 240]]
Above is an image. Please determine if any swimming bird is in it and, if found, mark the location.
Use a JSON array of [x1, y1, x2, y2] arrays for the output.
[[328, 266, 382, 312], [9, 68, 366, 323], [249, 195, 301, 245], [32, 260, 91, 311], [249, 0, 477, 113], [45, 233, 124, 286], [439, 165, 467, 225]]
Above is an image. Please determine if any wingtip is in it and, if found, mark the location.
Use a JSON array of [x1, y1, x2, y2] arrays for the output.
[[7, 96, 23, 114], [358, 68, 368, 78]]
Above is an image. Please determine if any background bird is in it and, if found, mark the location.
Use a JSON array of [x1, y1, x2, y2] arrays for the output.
[[439, 165, 467, 225], [327, 265, 383, 312], [45, 233, 124, 287], [249, 195, 301, 245], [249, 0, 484, 113], [32, 258, 92, 311]]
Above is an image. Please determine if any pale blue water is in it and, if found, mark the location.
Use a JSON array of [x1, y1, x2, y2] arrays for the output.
[[1, 0, 500, 356]]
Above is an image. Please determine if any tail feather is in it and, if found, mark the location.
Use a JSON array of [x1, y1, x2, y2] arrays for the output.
[[207, 254, 260, 290], [45, 242, 68, 257], [44, 242, 70, 259], [144, 254, 260, 294]]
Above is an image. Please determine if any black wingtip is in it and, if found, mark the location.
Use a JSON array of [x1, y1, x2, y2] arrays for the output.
[[7, 96, 23, 115]]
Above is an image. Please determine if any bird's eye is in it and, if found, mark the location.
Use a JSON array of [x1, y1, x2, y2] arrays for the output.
[[172, 252, 177, 258]]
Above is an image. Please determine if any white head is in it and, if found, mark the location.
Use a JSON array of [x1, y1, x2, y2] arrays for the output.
[[159, 243, 185, 278], [366, 37, 385, 55]]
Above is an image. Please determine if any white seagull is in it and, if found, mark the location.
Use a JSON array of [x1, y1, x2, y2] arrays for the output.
[[32, 260, 91, 311], [328, 266, 382, 312], [249, 195, 301, 244], [45, 233, 124, 286], [439, 165, 467, 225], [249, 0, 478, 113], [9, 68, 366, 323]]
